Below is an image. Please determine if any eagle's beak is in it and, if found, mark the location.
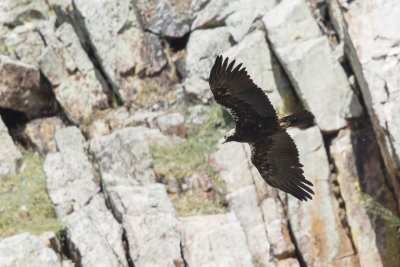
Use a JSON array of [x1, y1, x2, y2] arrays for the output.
[[221, 139, 227, 145]]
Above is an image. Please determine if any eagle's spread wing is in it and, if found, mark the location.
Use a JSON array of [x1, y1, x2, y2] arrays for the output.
[[209, 55, 278, 127], [250, 131, 314, 201]]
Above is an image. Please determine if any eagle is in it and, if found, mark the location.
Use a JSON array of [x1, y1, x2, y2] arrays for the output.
[[209, 55, 314, 201]]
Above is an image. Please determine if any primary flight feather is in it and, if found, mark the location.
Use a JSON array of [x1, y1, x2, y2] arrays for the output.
[[209, 55, 315, 201]]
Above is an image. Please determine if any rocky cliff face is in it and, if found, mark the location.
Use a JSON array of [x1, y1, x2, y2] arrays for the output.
[[1, 0, 400, 266]]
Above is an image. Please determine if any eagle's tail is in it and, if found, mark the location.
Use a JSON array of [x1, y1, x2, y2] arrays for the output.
[[279, 110, 314, 129]]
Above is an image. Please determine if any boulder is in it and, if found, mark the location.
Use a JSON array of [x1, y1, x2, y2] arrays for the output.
[[224, 0, 277, 42], [89, 126, 183, 266], [44, 126, 127, 266], [263, 0, 321, 46], [0, 115, 22, 179], [180, 213, 254, 267], [38, 23, 109, 124], [191, 0, 232, 30], [0, 55, 55, 118], [110, 184, 183, 266], [1, 1, 55, 63], [263, 0, 363, 132], [145, 0, 190, 38], [330, 127, 400, 266], [44, 148, 101, 217], [51, 0, 167, 105], [63, 194, 127, 266], [89, 127, 156, 188], [44, 127, 100, 217], [0, 232, 61, 267], [186, 27, 232, 80], [210, 142, 255, 192], [227, 186, 272, 265], [25, 117, 66, 154], [54, 126, 86, 154], [261, 198, 295, 260], [211, 142, 295, 264], [337, 0, 400, 207], [287, 126, 356, 266], [0, 1, 48, 29]]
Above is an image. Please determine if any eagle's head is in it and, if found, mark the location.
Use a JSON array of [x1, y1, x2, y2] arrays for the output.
[[222, 128, 237, 144]]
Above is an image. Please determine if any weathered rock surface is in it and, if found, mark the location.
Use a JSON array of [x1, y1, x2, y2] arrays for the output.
[[44, 126, 127, 266], [154, 112, 186, 138], [224, 0, 277, 42], [263, 0, 363, 132], [90, 127, 182, 266], [0, 0, 55, 63], [0, 1, 49, 29], [211, 142, 255, 192], [0, 55, 55, 118], [227, 186, 272, 265], [0, 116, 22, 179], [44, 127, 100, 217], [145, 0, 190, 38], [338, 0, 400, 207], [89, 127, 156, 188], [44, 146, 100, 217], [287, 126, 357, 266], [182, 75, 213, 104], [331, 126, 400, 266], [51, 0, 167, 106], [0, 232, 61, 267], [186, 27, 232, 80], [25, 117, 65, 154], [54, 126, 86, 153], [180, 213, 254, 267], [62, 194, 127, 266], [112, 184, 183, 266], [261, 197, 295, 260], [211, 142, 296, 264], [39, 23, 109, 124], [191, 0, 232, 30]]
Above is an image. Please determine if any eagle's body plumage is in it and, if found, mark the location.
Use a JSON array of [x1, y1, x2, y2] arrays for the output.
[[209, 55, 314, 201]]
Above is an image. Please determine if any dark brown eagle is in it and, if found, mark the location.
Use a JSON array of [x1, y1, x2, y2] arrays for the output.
[[209, 55, 315, 201]]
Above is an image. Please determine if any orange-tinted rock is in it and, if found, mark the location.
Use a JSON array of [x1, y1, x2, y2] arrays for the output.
[[25, 117, 65, 154], [287, 126, 357, 266], [331, 127, 400, 266]]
